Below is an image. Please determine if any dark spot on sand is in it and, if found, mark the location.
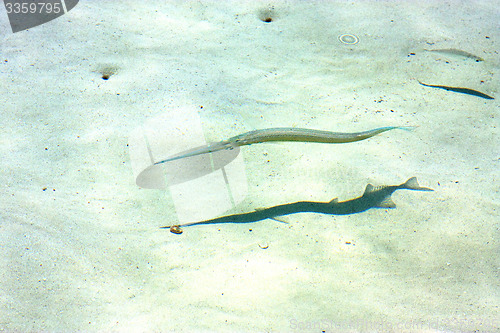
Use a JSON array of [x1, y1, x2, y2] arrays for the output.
[[97, 65, 119, 81], [258, 6, 276, 23]]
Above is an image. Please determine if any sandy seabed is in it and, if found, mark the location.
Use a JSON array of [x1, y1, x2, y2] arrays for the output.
[[1, 1, 498, 332]]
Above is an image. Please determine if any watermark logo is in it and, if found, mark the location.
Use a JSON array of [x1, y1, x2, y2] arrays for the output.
[[289, 317, 499, 332], [3, 0, 78, 33], [128, 108, 248, 224]]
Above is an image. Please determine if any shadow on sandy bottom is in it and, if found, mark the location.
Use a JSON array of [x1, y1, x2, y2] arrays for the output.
[[162, 177, 433, 234]]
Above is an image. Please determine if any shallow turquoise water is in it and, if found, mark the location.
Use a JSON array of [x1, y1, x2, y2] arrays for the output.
[[1, 1, 498, 332]]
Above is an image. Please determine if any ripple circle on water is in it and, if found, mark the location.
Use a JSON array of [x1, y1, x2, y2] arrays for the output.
[[339, 34, 359, 45]]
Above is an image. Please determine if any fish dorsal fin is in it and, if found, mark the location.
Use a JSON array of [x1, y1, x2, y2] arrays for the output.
[[329, 198, 339, 204], [364, 184, 375, 194], [377, 196, 396, 208], [403, 177, 420, 189]]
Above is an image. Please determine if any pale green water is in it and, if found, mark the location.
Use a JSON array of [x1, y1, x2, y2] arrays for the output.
[[1, 1, 498, 332]]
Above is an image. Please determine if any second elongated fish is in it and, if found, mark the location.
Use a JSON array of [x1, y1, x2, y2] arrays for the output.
[[418, 81, 494, 100], [424, 48, 484, 62]]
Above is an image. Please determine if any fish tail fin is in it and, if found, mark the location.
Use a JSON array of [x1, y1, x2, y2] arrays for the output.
[[402, 177, 434, 191]]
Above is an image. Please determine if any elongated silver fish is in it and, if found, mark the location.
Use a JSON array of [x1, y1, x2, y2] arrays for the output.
[[154, 126, 412, 165]]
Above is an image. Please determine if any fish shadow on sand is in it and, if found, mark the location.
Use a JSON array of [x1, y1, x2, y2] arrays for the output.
[[162, 177, 433, 233]]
